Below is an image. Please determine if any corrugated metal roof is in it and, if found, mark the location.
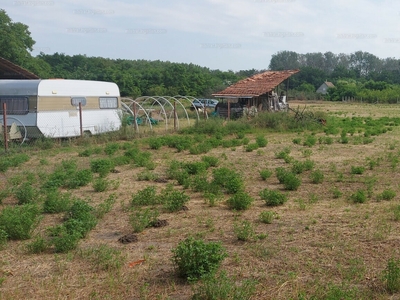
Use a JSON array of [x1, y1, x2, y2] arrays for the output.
[[0, 57, 39, 79], [212, 69, 300, 98]]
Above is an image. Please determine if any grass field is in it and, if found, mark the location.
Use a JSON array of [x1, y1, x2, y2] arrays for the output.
[[1, 100, 400, 299]]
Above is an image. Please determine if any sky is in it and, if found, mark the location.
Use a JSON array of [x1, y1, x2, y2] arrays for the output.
[[3, 0, 400, 71]]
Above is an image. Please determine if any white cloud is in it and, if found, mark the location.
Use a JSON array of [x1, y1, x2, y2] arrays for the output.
[[2, 0, 400, 70]]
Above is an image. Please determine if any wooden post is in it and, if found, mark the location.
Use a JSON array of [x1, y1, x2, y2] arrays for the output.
[[79, 102, 83, 137], [2, 103, 8, 151], [227, 100, 231, 119], [174, 101, 177, 131], [133, 102, 138, 131]]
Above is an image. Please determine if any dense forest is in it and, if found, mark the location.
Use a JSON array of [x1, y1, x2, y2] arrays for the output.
[[2, 9, 400, 102]]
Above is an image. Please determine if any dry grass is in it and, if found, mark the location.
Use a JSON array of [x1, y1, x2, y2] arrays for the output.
[[1, 101, 400, 299]]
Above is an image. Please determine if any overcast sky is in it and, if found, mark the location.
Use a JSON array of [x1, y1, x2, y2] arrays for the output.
[[3, 0, 400, 71]]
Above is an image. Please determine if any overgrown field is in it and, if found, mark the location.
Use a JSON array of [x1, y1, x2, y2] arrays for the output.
[[2, 101, 400, 299]]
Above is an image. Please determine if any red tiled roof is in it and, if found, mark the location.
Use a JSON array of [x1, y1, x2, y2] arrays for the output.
[[212, 69, 299, 98], [0, 57, 39, 79]]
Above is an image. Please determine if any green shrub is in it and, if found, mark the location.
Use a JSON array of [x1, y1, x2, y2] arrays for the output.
[[26, 236, 48, 254], [92, 177, 110, 192], [332, 187, 343, 199], [203, 191, 224, 207], [259, 189, 288, 206], [377, 189, 396, 201], [0, 204, 41, 240], [233, 220, 255, 241], [310, 169, 324, 184], [303, 135, 317, 147], [212, 167, 244, 194], [292, 137, 302, 145], [160, 184, 190, 212], [124, 147, 153, 167], [43, 190, 73, 213], [282, 172, 301, 191], [256, 135, 268, 147], [104, 142, 120, 156], [147, 137, 165, 150], [51, 228, 81, 253], [201, 155, 219, 168], [14, 182, 39, 205], [383, 258, 400, 293], [192, 271, 257, 300], [190, 173, 210, 193], [350, 190, 367, 203], [259, 211, 275, 224], [259, 169, 273, 180], [245, 143, 259, 152], [171, 237, 227, 281], [183, 161, 208, 175], [64, 169, 93, 189], [131, 186, 159, 206], [226, 191, 254, 210], [64, 200, 98, 237], [129, 207, 160, 233], [351, 166, 365, 175], [90, 158, 114, 177]]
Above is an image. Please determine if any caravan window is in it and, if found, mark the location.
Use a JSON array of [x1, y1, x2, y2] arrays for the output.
[[0, 97, 29, 115], [71, 97, 87, 106], [99, 97, 118, 109]]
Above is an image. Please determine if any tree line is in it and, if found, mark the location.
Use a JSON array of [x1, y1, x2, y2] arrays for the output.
[[2, 9, 400, 102]]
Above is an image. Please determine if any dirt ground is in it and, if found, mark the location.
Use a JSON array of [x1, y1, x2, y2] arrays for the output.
[[1, 100, 400, 299]]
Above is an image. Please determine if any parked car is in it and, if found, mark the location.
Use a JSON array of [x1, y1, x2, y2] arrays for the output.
[[192, 99, 219, 109]]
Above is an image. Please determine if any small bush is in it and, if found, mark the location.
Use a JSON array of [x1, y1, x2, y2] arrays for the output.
[[43, 190, 73, 213], [0, 204, 41, 240], [245, 143, 259, 152], [104, 143, 120, 156], [26, 236, 48, 254], [383, 258, 400, 293], [292, 137, 302, 145], [171, 237, 227, 281], [259, 211, 275, 224], [160, 185, 190, 212], [90, 158, 114, 177], [226, 191, 254, 211], [303, 135, 317, 147], [64, 200, 98, 238], [255, 135, 268, 147], [259, 169, 273, 180], [351, 166, 365, 175], [310, 169, 324, 184], [129, 207, 159, 233], [64, 169, 93, 189], [92, 177, 110, 192], [282, 172, 301, 191], [190, 173, 210, 193], [233, 220, 255, 241], [331, 187, 343, 199], [201, 155, 219, 168], [14, 182, 39, 205], [131, 186, 159, 206], [377, 189, 396, 201], [212, 167, 244, 194], [350, 190, 367, 203], [259, 189, 287, 206]]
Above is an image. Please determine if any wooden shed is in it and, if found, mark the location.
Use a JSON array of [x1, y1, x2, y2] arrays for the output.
[[212, 69, 299, 118]]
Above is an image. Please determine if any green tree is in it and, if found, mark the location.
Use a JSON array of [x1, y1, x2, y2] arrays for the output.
[[0, 9, 35, 66]]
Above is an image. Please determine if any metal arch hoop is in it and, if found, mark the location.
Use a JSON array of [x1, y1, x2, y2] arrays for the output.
[[0, 116, 28, 145]]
